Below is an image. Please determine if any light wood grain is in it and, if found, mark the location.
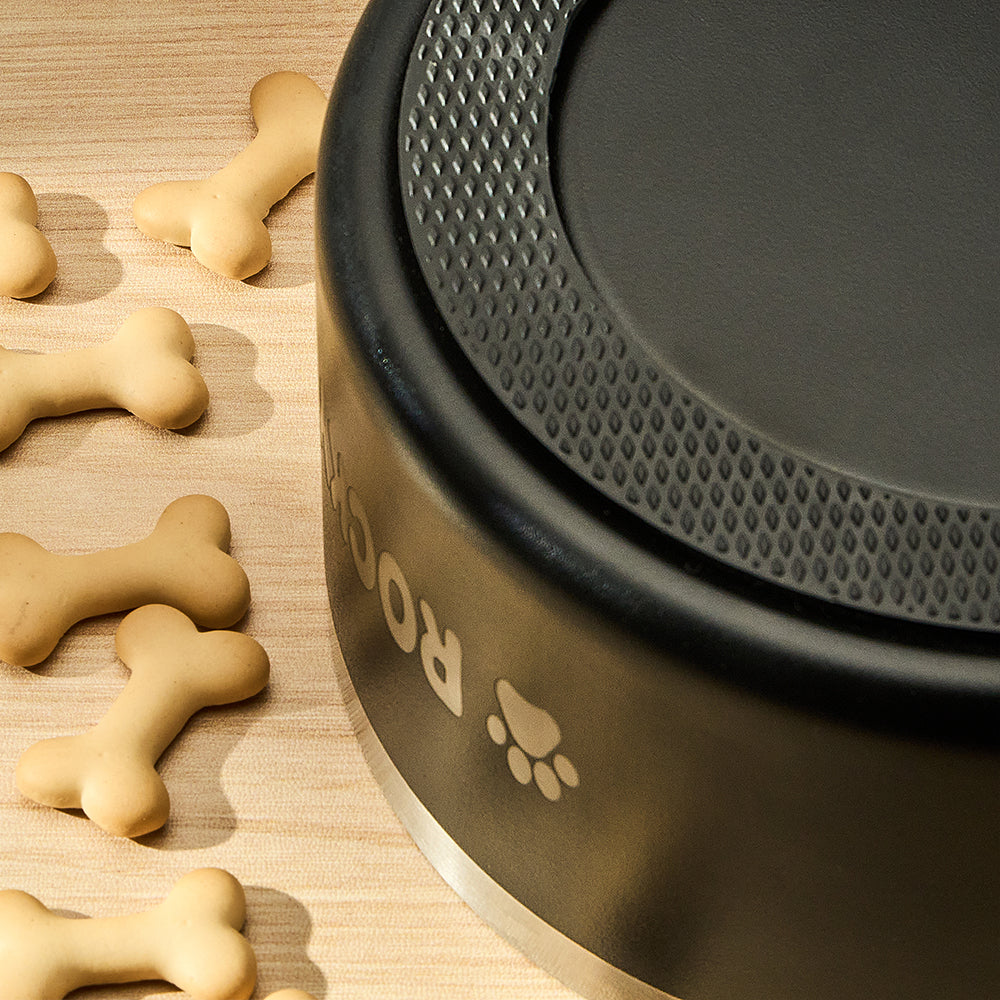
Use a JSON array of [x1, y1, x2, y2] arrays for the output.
[[0, 2, 579, 997]]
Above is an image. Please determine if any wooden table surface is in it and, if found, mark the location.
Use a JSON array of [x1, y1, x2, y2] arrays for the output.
[[0, 2, 580, 997]]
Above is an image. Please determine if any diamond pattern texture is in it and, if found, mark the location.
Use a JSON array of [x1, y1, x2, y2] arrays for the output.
[[399, 0, 1000, 632]]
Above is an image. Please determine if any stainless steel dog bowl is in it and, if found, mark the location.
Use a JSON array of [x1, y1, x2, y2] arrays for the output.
[[317, 3, 1000, 998]]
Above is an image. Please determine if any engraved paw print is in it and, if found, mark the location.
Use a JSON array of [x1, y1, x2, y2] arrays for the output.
[[486, 680, 579, 802]]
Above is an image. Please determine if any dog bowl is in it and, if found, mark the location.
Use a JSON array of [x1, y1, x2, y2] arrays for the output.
[[316, 2, 1000, 998]]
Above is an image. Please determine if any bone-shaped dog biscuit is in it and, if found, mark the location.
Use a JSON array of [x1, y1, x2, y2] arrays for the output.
[[0, 172, 57, 298], [0, 307, 209, 452], [133, 71, 328, 279], [0, 495, 251, 667], [0, 868, 256, 1000], [16, 604, 269, 838], [265, 992, 319, 1000]]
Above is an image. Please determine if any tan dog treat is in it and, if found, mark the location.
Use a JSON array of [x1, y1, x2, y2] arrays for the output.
[[0, 172, 57, 298], [0, 306, 209, 452], [265, 992, 319, 1000], [0, 495, 251, 668], [133, 71, 328, 279], [17, 604, 269, 838], [0, 867, 256, 1000]]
